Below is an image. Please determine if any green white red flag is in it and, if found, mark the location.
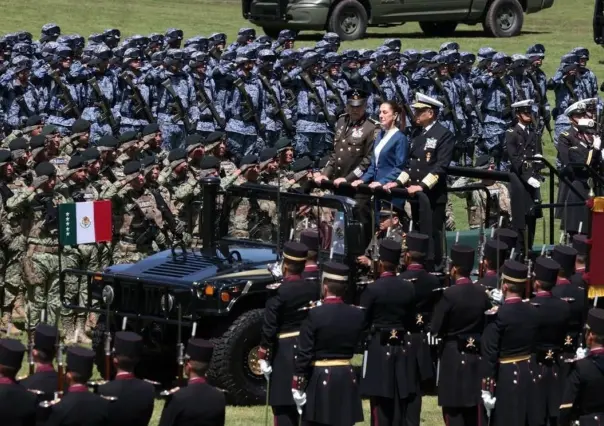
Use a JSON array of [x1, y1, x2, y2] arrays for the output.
[[59, 201, 112, 245]]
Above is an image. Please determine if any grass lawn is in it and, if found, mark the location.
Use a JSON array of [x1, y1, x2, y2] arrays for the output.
[[3, 0, 598, 423]]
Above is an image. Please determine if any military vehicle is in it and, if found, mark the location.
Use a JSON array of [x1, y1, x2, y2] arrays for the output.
[[243, 0, 555, 41]]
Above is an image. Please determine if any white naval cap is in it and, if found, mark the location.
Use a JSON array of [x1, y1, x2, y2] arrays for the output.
[[411, 92, 444, 110], [564, 100, 587, 117], [511, 99, 534, 109]]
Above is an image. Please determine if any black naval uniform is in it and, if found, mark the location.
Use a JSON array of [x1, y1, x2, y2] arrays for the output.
[[98, 372, 155, 426], [558, 309, 604, 426], [395, 121, 454, 269], [506, 122, 543, 253], [556, 125, 587, 221], [529, 257, 572, 426], [294, 297, 365, 426], [475, 239, 509, 290], [259, 273, 321, 426], [19, 324, 60, 402], [360, 267, 417, 426], [431, 264, 491, 424], [481, 262, 539, 426], [0, 338, 37, 426]]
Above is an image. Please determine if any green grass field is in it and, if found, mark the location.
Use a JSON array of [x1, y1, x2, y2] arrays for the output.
[[3, 0, 599, 423]]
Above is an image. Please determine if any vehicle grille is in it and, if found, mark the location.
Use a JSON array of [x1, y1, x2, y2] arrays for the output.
[[143, 256, 216, 279], [118, 281, 167, 317]]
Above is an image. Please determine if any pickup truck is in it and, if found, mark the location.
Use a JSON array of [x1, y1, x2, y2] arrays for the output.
[[243, 0, 555, 41]]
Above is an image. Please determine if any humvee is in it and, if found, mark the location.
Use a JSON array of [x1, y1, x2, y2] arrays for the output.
[[243, 0, 555, 41]]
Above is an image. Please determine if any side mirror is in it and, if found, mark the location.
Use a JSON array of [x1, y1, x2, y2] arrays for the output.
[[347, 221, 365, 257]]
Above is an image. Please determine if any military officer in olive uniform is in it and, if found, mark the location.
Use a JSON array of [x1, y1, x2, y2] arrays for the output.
[[431, 244, 491, 426], [558, 308, 604, 426], [384, 93, 455, 270]]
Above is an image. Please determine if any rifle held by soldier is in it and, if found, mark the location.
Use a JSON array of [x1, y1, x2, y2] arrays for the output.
[[120, 71, 156, 124], [194, 80, 226, 129], [50, 70, 82, 118], [259, 74, 295, 137], [301, 72, 335, 129], [233, 77, 266, 137], [161, 79, 194, 134], [88, 76, 120, 135]]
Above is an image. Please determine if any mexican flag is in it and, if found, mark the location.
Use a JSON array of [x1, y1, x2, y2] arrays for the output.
[[59, 201, 113, 246]]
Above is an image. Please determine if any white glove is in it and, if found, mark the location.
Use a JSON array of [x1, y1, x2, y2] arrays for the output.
[[533, 153, 543, 158], [576, 347, 588, 360], [527, 177, 541, 189], [481, 390, 496, 413], [259, 360, 272, 381], [594, 135, 602, 150], [489, 289, 504, 305], [292, 389, 307, 415]]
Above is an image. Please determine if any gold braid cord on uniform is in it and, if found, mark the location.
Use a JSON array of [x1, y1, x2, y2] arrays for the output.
[[587, 149, 593, 166], [396, 171, 410, 186], [421, 173, 438, 189]]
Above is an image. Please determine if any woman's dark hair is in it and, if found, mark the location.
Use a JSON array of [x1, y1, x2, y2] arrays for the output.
[[380, 101, 405, 128]]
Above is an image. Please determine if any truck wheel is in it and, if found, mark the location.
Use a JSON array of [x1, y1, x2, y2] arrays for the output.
[[483, 0, 524, 37], [419, 21, 458, 37], [207, 309, 266, 405], [328, 0, 368, 41], [262, 27, 282, 39]]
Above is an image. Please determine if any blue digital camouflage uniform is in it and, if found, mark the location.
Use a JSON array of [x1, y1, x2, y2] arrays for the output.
[[117, 49, 153, 134], [80, 68, 121, 143], [189, 53, 225, 137], [3, 63, 45, 130], [526, 44, 551, 138]]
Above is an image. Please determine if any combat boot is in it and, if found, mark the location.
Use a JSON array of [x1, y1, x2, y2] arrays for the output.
[[1, 312, 22, 337]]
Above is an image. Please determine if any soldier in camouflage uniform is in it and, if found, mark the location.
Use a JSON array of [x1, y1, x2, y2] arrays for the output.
[[59, 118, 90, 157], [451, 155, 512, 229], [11, 162, 78, 329], [205, 131, 236, 176], [274, 137, 295, 179], [140, 123, 167, 165], [105, 160, 170, 264], [1, 115, 43, 148], [357, 207, 404, 272], [96, 135, 124, 197], [115, 130, 143, 167], [184, 134, 206, 180], [8, 137, 33, 185]]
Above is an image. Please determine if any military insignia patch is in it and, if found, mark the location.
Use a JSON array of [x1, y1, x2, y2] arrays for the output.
[[352, 128, 363, 138], [425, 137, 437, 149]]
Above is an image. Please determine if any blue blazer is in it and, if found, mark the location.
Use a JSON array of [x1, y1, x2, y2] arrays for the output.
[[361, 128, 408, 184]]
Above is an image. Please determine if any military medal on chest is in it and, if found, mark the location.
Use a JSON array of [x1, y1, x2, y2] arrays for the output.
[[352, 127, 363, 139]]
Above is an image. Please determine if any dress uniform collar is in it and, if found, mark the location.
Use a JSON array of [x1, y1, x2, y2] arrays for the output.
[[380, 272, 395, 278], [323, 296, 344, 305], [556, 277, 571, 285], [36, 364, 55, 373], [115, 372, 135, 380], [0, 377, 14, 384], [504, 297, 523, 304], [407, 264, 424, 271], [188, 377, 207, 385], [589, 347, 604, 355], [485, 270, 498, 277], [68, 384, 89, 393], [535, 291, 552, 297], [422, 121, 436, 134], [576, 267, 585, 273], [284, 274, 302, 282], [455, 277, 472, 285], [304, 264, 319, 272]]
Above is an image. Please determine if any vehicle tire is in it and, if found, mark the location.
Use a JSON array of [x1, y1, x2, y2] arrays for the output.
[[419, 21, 458, 37], [207, 309, 266, 405], [483, 0, 524, 37], [327, 0, 368, 41], [262, 27, 282, 39]]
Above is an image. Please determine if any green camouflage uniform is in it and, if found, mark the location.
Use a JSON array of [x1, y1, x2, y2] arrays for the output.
[[451, 177, 512, 229]]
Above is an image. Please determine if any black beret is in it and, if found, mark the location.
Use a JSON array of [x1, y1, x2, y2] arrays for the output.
[[186, 338, 213, 363], [494, 228, 518, 253], [123, 160, 142, 177], [204, 131, 226, 146], [322, 261, 349, 281], [82, 147, 100, 163], [534, 256, 560, 284], [142, 123, 160, 136], [259, 147, 278, 163], [185, 134, 204, 147], [450, 244, 475, 272], [30, 134, 46, 149], [66, 346, 94, 379], [67, 155, 85, 170], [0, 149, 12, 166], [0, 338, 25, 370], [35, 161, 56, 177], [572, 234, 589, 256], [34, 324, 58, 354], [40, 124, 58, 136], [379, 239, 402, 265], [552, 245, 577, 276], [98, 135, 120, 149], [239, 154, 259, 168], [300, 229, 319, 251], [283, 241, 308, 263], [291, 157, 313, 173], [114, 331, 143, 358], [71, 118, 91, 134], [475, 155, 494, 169], [406, 232, 429, 254], [199, 155, 220, 171], [9, 137, 28, 151], [119, 131, 138, 144], [25, 115, 43, 127], [274, 137, 294, 153], [484, 239, 509, 267], [502, 260, 528, 283], [168, 148, 188, 163], [141, 154, 158, 169], [587, 308, 604, 335]]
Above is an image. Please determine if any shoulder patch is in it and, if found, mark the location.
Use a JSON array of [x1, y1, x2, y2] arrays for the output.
[[506, 129, 514, 133], [561, 131, 569, 136]]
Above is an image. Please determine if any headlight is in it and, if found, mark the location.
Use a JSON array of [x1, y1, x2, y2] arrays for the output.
[[160, 294, 175, 313], [102, 285, 114, 305], [268, 261, 283, 280]]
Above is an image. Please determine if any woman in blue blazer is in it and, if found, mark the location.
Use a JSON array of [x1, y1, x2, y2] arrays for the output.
[[351, 101, 408, 189]]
